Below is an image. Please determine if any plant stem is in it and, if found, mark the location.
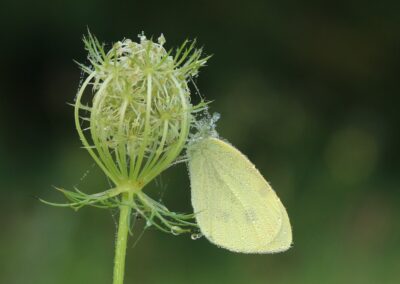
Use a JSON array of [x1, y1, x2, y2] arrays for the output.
[[113, 192, 133, 284]]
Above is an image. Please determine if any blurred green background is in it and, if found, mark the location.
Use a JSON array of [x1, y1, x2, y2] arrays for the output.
[[1, 0, 399, 283]]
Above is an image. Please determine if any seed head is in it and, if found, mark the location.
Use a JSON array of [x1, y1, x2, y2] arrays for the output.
[[76, 32, 209, 187], [44, 32, 210, 236]]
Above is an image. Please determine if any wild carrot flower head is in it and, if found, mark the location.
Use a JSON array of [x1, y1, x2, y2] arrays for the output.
[[79, 32, 208, 185], [46, 32, 210, 235]]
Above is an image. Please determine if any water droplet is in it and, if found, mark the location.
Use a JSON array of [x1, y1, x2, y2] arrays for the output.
[[190, 233, 203, 240], [158, 34, 166, 46], [211, 112, 221, 122], [171, 226, 181, 236], [138, 31, 146, 43]]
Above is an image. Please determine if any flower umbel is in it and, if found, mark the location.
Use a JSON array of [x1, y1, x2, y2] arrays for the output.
[[45, 32, 210, 235]]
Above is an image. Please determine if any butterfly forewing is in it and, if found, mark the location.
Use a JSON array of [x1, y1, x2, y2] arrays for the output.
[[189, 137, 292, 253]]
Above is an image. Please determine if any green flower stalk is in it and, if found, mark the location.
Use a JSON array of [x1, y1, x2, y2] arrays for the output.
[[45, 32, 210, 284]]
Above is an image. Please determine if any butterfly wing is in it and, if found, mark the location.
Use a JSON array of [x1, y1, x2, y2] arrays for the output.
[[188, 137, 292, 253]]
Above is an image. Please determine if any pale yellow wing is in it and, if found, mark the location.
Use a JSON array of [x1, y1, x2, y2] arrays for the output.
[[188, 137, 292, 253]]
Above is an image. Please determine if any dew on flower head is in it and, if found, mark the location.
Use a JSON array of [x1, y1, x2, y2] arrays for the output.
[[210, 112, 220, 129], [158, 34, 166, 46], [188, 111, 220, 145], [138, 31, 146, 42]]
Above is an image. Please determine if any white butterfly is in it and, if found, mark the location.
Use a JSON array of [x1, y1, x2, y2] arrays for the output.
[[188, 137, 292, 253]]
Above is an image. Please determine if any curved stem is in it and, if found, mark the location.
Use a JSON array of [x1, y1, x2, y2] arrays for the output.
[[132, 74, 152, 179], [90, 77, 123, 180], [74, 73, 119, 184], [141, 75, 190, 186], [113, 192, 134, 284], [139, 119, 169, 178]]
